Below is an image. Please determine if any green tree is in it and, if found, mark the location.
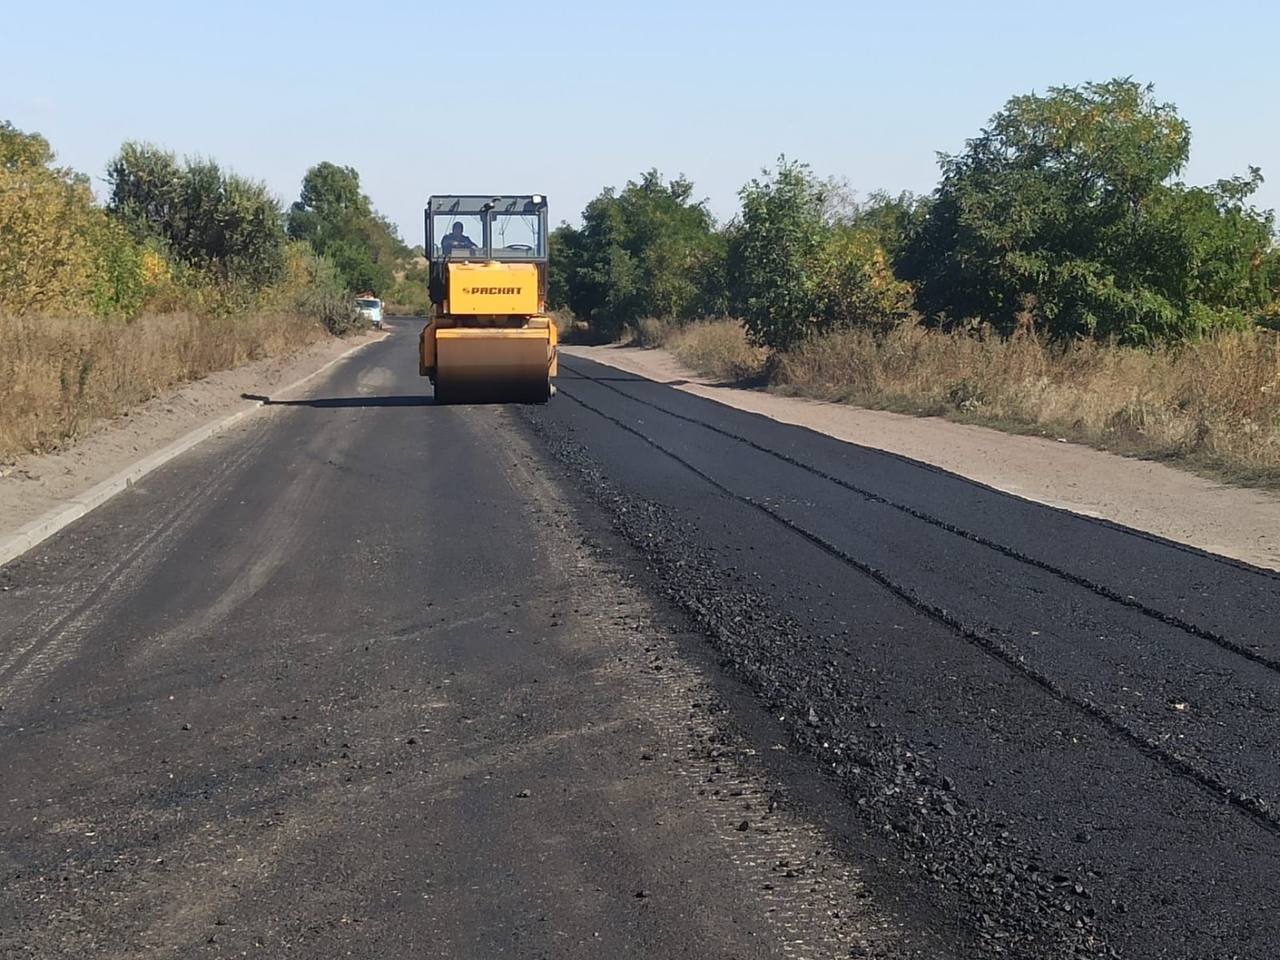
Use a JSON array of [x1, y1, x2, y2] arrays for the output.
[[1264, 246, 1280, 329], [554, 170, 722, 338], [324, 238, 391, 296], [1, 121, 56, 170], [262, 240, 362, 335], [811, 226, 916, 335], [901, 78, 1277, 342], [286, 162, 405, 294], [561, 191, 638, 338], [286, 162, 367, 250], [1145, 170, 1277, 330], [845, 190, 928, 263], [1, 122, 145, 317], [730, 158, 829, 350], [546, 223, 578, 311], [107, 142, 285, 290], [730, 160, 916, 348]]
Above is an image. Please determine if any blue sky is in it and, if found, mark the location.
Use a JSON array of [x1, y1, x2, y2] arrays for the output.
[[3, 0, 1277, 242]]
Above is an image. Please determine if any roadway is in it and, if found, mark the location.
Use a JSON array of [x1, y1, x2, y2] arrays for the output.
[[2, 317, 1278, 959]]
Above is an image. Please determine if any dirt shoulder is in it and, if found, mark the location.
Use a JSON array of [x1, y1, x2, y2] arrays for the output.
[[564, 344, 1280, 571], [0, 330, 386, 539]]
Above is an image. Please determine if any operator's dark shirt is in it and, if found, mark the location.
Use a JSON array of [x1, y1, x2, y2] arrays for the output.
[[441, 233, 477, 255]]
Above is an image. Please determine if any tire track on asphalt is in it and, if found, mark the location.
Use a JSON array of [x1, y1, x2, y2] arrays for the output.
[[0, 424, 272, 705], [556, 380, 1280, 839]]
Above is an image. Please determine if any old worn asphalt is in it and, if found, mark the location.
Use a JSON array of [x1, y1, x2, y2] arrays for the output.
[[2, 318, 1278, 959]]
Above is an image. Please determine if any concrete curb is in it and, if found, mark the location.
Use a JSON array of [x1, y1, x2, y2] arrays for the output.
[[0, 333, 386, 569]]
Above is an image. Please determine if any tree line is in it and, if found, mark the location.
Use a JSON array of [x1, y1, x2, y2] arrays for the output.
[[550, 79, 1280, 348], [1, 122, 414, 329]]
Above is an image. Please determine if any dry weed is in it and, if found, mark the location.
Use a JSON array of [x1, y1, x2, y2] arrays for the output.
[[775, 324, 1280, 486], [644, 319, 1280, 486], [0, 310, 325, 459], [664, 319, 769, 382]]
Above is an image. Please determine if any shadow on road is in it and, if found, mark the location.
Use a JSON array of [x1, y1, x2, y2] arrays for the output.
[[243, 393, 437, 408]]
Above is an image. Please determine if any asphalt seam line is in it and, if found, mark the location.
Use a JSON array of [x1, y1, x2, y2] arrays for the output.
[[562, 349, 1279, 576], [557, 382, 1280, 839], [559, 359, 1280, 667], [0, 333, 385, 569]]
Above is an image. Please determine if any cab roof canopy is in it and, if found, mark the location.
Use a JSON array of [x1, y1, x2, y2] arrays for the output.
[[428, 195, 546, 215]]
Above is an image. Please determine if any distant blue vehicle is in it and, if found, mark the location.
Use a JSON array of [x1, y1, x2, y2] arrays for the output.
[[355, 296, 384, 329]]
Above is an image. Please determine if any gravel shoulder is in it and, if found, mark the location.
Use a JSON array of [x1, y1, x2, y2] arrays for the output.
[[564, 344, 1280, 571], [0, 330, 386, 538]]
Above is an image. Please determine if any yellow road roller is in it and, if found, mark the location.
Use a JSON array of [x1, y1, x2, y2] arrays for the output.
[[420, 195, 558, 403]]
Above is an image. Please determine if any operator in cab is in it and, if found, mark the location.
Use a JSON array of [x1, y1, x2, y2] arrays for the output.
[[441, 221, 478, 256]]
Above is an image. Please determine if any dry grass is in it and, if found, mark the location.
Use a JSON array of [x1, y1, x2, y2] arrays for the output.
[[0, 310, 327, 460], [652, 319, 1280, 488], [653, 319, 769, 383]]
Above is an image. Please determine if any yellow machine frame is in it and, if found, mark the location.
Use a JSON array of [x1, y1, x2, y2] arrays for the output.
[[419, 196, 557, 403]]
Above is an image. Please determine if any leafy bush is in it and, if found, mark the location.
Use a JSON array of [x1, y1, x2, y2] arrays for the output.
[[812, 227, 915, 335], [286, 161, 406, 295], [3, 123, 378, 339], [730, 159, 916, 349], [263, 242, 361, 335], [553, 164, 915, 349], [553, 171, 723, 339], [107, 142, 286, 291], [1, 123, 146, 318], [901, 79, 1277, 343], [729, 158, 827, 349], [383, 277, 430, 316], [86, 215, 147, 318]]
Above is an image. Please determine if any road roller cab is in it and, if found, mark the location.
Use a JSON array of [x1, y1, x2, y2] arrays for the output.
[[420, 195, 558, 403]]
